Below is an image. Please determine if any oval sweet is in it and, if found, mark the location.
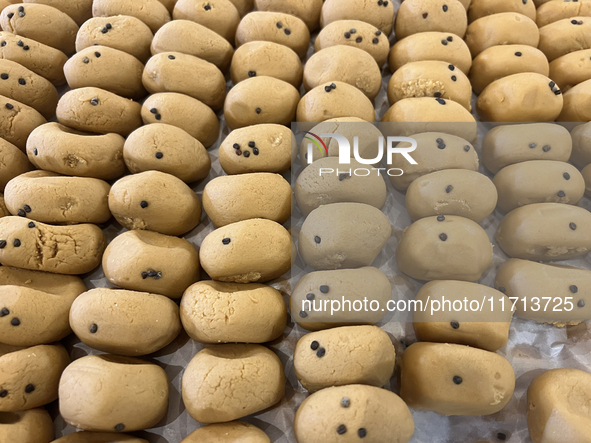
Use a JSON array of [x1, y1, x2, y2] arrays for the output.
[[76, 16, 154, 63], [314, 20, 389, 67], [470, 45, 550, 94], [294, 326, 395, 392], [294, 385, 414, 443], [389, 31, 472, 75], [255, 0, 322, 30], [549, 49, 591, 92], [224, 76, 300, 130], [0, 408, 54, 443], [496, 203, 591, 261], [235, 11, 310, 58], [181, 422, 270, 443], [70, 288, 181, 356], [53, 432, 148, 443], [108, 171, 201, 236], [406, 169, 497, 222], [151, 20, 234, 71], [141, 92, 219, 148], [199, 218, 291, 283], [538, 17, 591, 61], [181, 344, 284, 423], [0, 139, 31, 190], [219, 124, 295, 174], [295, 157, 387, 216], [297, 81, 375, 123], [0, 95, 46, 151], [494, 160, 585, 212], [180, 280, 286, 343], [124, 123, 210, 183], [399, 342, 515, 416], [92, 0, 170, 33], [0, 216, 106, 274], [143, 52, 225, 111], [304, 46, 381, 100], [22, 0, 92, 26], [57, 87, 142, 137], [395, 0, 467, 39], [571, 122, 591, 168], [298, 203, 391, 270], [0, 343, 69, 411], [230, 41, 303, 88], [396, 215, 493, 281], [103, 230, 199, 299], [468, 0, 536, 22], [537, 0, 591, 27], [321, 0, 394, 35], [173, 0, 240, 42], [557, 78, 591, 122], [59, 355, 169, 432], [4, 171, 111, 224], [64, 46, 146, 100]]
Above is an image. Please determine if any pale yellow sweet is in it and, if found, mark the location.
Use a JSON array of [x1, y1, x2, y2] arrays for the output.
[[181, 422, 270, 443], [321, 0, 394, 35], [395, 0, 467, 39], [0, 408, 54, 443]]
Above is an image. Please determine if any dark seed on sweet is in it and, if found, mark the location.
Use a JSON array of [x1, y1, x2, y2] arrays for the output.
[[436, 137, 444, 144], [18, 78, 25, 85], [0, 240, 5, 249], [564, 172, 571, 180], [235, 149, 242, 156], [384, 1, 389, 5], [204, 4, 211, 10], [11, 318, 20, 326], [375, 30, 382, 35], [0, 390, 7, 397], [310, 340, 319, 350], [344, 32, 351, 38], [372, 38, 379, 44], [299, 310, 308, 318], [25, 384, 35, 393], [440, 233, 448, 241], [549, 81, 556, 88], [222, 238, 231, 245], [276, 22, 282, 28], [341, 397, 350, 407], [23, 205, 31, 213], [168, 55, 175, 60], [436, 98, 446, 104], [434, 92, 441, 97], [325, 86, 331, 92], [0, 42, 4, 47], [155, 152, 163, 159], [141, 271, 148, 279], [336, 424, 346, 434], [317, 348, 326, 357], [554, 89, 562, 95], [497, 433, 507, 441], [320, 285, 329, 293], [13, 239, 20, 247], [447, 36, 453, 41], [233, 143, 240, 150], [529, 143, 537, 148], [18, 6, 23, 12], [499, 287, 506, 293], [83, 57, 89, 64], [557, 190, 566, 197], [442, 4, 448, 11], [578, 300, 586, 308], [515, 52, 522, 57], [543, 145, 551, 152], [350, 29, 356, 34], [0, 74, 7, 80], [115, 423, 125, 432], [314, 236, 321, 244], [150, 108, 158, 114], [256, 108, 261, 114], [155, 113, 161, 120], [451, 75, 457, 81], [90, 323, 98, 333], [5, 103, 13, 110], [464, 145, 470, 152], [33, 148, 37, 155], [106, 23, 112, 29], [570, 222, 577, 230], [17, 209, 25, 217], [358, 428, 367, 438], [95, 52, 101, 57], [570, 285, 578, 293], [453, 375, 462, 384], [331, 83, 336, 89], [90, 97, 99, 106], [378, 0, 383, 4], [16, 40, 22, 46], [446, 185, 453, 193], [339, 172, 350, 181], [437, 215, 445, 221], [284, 28, 291, 35], [248, 71, 256, 77], [253, 147, 259, 155], [243, 151, 250, 157], [451, 321, 460, 329], [423, 12, 428, 18], [441, 39, 448, 45], [306, 293, 315, 300], [356, 36, 362, 43], [0, 308, 8, 317], [6, 13, 13, 18], [140, 201, 148, 208], [572, 19, 578, 24], [101, 27, 108, 33]]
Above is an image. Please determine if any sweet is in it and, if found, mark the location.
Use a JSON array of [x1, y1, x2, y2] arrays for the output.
[[321, 0, 394, 35], [468, 0, 535, 22], [549, 49, 591, 91], [52, 433, 148, 443], [255, 0, 322, 30], [172, 0, 240, 42], [571, 122, 591, 168], [395, 0, 467, 39], [22, 0, 92, 25], [181, 422, 270, 443], [0, 138, 31, 189], [538, 17, 591, 61], [0, 95, 46, 151], [92, 0, 171, 33], [0, 408, 54, 443], [536, 0, 591, 27], [557, 78, 591, 121]]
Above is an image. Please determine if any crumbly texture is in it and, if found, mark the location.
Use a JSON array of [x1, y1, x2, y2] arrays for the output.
[[0, 216, 106, 274], [180, 280, 286, 343], [92, 0, 171, 33], [321, 0, 394, 34], [53, 432, 148, 443], [23, 0, 92, 26], [539, 16, 591, 62], [396, 215, 493, 281], [557, 78, 591, 122], [298, 203, 391, 270], [123, 123, 210, 183], [58, 355, 169, 432], [0, 408, 54, 443], [181, 344, 285, 423], [181, 422, 270, 443], [395, 0, 467, 39], [0, 343, 69, 412], [102, 230, 200, 298], [0, 94, 46, 151], [468, 0, 536, 22], [549, 49, 591, 92], [0, 137, 32, 189], [173, 0, 240, 43]]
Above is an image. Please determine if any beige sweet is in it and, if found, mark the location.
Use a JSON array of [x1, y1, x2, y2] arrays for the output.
[[181, 422, 270, 443], [151, 20, 234, 71], [4, 171, 111, 224], [70, 288, 181, 356], [295, 157, 387, 216], [558, 78, 591, 121], [481, 123, 572, 174], [109, 171, 201, 236], [182, 344, 284, 423], [494, 161, 585, 213], [496, 203, 591, 261], [0, 216, 106, 274], [219, 124, 295, 174], [291, 267, 391, 330], [468, 0, 535, 22], [235, 11, 310, 58], [496, 258, 591, 325], [0, 59, 58, 119], [173, 0, 240, 42], [0, 343, 69, 411], [0, 95, 45, 151], [123, 123, 210, 183], [230, 0, 253, 16], [549, 49, 591, 92], [59, 355, 169, 432], [295, 385, 415, 443], [399, 342, 515, 416], [103, 230, 200, 299], [304, 46, 381, 100], [25, 123, 125, 180], [0, 31, 67, 86], [477, 73, 563, 122], [0, 3, 78, 54], [92, 0, 170, 33], [539, 17, 591, 61], [224, 76, 300, 130], [255, 0, 322, 30], [396, 0, 467, 40], [413, 281, 512, 352], [465, 12, 539, 57], [64, 46, 145, 100], [294, 326, 395, 392], [397, 215, 493, 281], [180, 280, 286, 343], [321, 0, 394, 35], [536, 0, 591, 27], [53, 433, 148, 443], [76, 16, 154, 63], [203, 173, 290, 227], [297, 81, 375, 123], [572, 122, 591, 168], [388, 132, 478, 190], [22, 0, 91, 25], [299, 203, 391, 270], [470, 45, 549, 94], [141, 93, 219, 148], [57, 87, 142, 137], [0, 408, 54, 443], [389, 31, 472, 75], [0, 266, 86, 293], [314, 20, 389, 67], [199, 218, 291, 283], [230, 41, 303, 88], [0, 138, 31, 189], [527, 368, 591, 443], [406, 169, 497, 222]]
